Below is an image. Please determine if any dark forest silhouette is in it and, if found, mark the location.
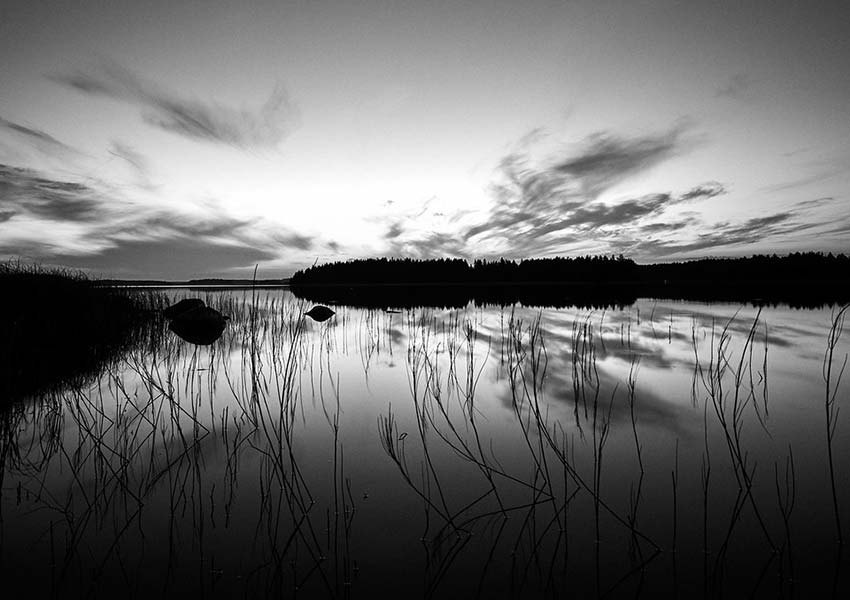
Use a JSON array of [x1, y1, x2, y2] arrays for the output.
[[290, 252, 850, 309]]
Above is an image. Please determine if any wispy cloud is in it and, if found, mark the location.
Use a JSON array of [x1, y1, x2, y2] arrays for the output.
[[378, 122, 845, 260], [679, 181, 726, 201], [0, 163, 102, 222], [792, 196, 836, 210], [552, 124, 691, 198], [637, 219, 695, 233], [54, 237, 280, 279], [0, 163, 315, 277], [388, 231, 469, 259], [273, 232, 314, 251], [0, 116, 80, 157], [52, 63, 299, 148], [109, 141, 149, 176], [555, 193, 673, 231], [613, 211, 823, 258], [123, 210, 253, 240], [379, 125, 703, 258], [384, 222, 404, 239], [108, 140, 158, 191], [456, 124, 701, 255]]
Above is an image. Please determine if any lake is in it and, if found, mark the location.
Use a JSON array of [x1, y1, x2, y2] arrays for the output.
[[1, 289, 848, 598]]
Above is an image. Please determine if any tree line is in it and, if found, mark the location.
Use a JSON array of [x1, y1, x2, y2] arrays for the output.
[[290, 252, 850, 286]]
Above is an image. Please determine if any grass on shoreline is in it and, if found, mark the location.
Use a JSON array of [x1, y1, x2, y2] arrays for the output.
[[0, 261, 165, 403]]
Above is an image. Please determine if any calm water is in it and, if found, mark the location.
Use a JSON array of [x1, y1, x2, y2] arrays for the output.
[[1, 289, 848, 598]]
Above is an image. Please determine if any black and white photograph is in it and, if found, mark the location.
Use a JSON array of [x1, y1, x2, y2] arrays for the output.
[[1, 1, 849, 597]]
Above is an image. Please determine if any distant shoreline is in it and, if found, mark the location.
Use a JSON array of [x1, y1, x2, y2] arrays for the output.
[[286, 254, 850, 308], [290, 253, 850, 286], [112, 283, 291, 289], [91, 253, 850, 308], [101, 279, 290, 289]]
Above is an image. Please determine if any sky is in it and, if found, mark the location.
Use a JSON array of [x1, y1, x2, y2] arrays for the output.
[[1, 0, 849, 279]]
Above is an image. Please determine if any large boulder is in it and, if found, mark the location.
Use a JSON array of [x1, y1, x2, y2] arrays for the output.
[[168, 305, 229, 345], [163, 298, 205, 319]]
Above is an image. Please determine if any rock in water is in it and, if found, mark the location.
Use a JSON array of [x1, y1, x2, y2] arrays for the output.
[[305, 305, 335, 322], [164, 298, 205, 319], [168, 305, 229, 345]]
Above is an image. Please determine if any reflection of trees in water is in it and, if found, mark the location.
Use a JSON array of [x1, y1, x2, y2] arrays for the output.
[[293, 281, 850, 311], [0, 292, 848, 596], [292, 282, 639, 310]]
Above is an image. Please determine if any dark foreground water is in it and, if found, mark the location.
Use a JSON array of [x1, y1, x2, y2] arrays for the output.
[[1, 289, 848, 598]]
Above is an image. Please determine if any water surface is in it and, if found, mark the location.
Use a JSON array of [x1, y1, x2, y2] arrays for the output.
[[1, 290, 848, 598]]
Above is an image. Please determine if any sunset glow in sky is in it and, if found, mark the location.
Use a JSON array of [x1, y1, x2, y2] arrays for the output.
[[2, 0, 849, 278]]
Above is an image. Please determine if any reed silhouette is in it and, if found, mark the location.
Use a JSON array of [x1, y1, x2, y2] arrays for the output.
[[0, 283, 847, 597], [0, 261, 164, 403]]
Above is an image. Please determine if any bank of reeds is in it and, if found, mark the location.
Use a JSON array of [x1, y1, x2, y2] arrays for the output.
[[0, 261, 165, 402]]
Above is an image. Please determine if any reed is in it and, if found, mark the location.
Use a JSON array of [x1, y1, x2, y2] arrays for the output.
[[1, 290, 848, 597], [0, 261, 165, 402], [823, 303, 848, 545]]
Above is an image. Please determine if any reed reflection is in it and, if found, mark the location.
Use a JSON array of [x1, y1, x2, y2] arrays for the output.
[[0, 289, 847, 597]]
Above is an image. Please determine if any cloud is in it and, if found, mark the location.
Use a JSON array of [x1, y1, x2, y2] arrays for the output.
[[112, 207, 316, 258], [612, 211, 824, 258], [378, 125, 712, 260], [55, 237, 279, 279], [376, 195, 476, 257], [679, 181, 726, 201], [637, 219, 694, 233], [109, 141, 149, 176], [609, 186, 724, 236], [384, 222, 404, 239], [554, 193, 673, 231], [109, 140, 158, 191], [792, 197, 837, 210], [0, 116, 80, 157], [0, 163, 102, 222], [52, 63, 299, 148], [463, 125, 697, 250], [725, 212, 793, 235], [0, 163, 316, 277], [389, 231, 469, 259], [376, 121, 843, 261], [274, 232, 314, 251], [616, 192, 846, 259], [132, 209, 254, 239], [553, 124, 691, 198]]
